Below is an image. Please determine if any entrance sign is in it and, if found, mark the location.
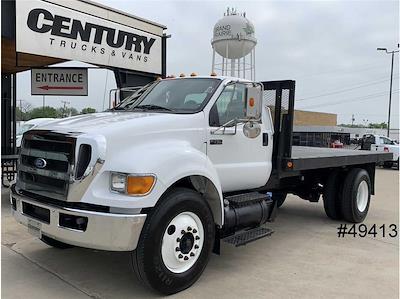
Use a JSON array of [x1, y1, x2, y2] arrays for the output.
[[16, 0, 162, 74], [31, 68, 88, 96]]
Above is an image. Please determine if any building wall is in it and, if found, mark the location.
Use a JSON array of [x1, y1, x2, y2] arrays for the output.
[[293, 110, 337, 126]]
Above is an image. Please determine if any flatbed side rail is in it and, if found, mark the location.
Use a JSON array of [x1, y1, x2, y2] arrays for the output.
[[261, 80, 296, 174]]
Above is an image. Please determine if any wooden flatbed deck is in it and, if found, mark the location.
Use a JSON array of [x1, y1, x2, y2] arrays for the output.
[[286, 146, 392, 172]]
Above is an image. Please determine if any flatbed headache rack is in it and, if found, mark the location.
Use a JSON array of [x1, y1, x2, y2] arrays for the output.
[[261, 80, 392, 187]]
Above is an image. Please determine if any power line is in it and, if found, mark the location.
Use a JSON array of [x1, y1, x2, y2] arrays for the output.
[[297, 75, 399, 101], [298, 89, 400, 109], [293, 62, 389, 79]]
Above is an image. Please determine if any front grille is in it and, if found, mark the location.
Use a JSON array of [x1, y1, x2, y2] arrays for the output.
[[16, 130, 76, 201]]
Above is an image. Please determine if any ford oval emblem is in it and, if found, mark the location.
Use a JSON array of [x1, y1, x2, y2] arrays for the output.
[[34, 158, 47, 169]]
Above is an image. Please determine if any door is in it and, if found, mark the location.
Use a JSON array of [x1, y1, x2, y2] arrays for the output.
[[207, 82, 272, 192]]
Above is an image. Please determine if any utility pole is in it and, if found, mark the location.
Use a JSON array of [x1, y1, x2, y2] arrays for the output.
[[61, 100, 70, 118], [377, 45, 399, 137]]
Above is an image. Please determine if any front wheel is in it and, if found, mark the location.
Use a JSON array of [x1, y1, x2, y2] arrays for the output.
[[131, 188, 215, 295]]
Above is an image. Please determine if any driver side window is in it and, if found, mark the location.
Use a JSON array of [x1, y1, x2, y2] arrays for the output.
[[209, 83, 246, 127]]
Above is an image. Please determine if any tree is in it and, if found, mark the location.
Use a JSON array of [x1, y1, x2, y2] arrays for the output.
[[368, 122, 387, 129], [16, 107, 26, 121], [16, 100, 32, 121], [56, 107, 79, 118], [81, 107, 96, 114], [29, 106, 59, 119]]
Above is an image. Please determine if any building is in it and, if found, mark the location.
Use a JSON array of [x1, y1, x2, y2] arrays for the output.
[[2, 0, 168, 158]]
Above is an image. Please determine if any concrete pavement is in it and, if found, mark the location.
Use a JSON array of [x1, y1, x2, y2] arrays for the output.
[[1, 168, 399, 298]]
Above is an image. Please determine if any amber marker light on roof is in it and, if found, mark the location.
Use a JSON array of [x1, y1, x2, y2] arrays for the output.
[[249, 97, 255, 107]]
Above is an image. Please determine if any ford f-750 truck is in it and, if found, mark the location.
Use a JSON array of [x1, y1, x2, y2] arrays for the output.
[[11, 76, 391, 294]]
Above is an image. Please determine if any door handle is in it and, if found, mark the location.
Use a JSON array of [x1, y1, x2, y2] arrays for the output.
[[263, 133, 269, 146]]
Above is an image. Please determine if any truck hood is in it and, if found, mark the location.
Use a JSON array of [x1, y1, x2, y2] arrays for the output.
[[37, 111, 195, 135]]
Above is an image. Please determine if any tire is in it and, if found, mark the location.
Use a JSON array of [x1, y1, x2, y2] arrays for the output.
[[323, 171, 343, 220], [131, 187, 215, 295], [273, 192, 287, 208], [383, 161, 393, 169], [40, 235, 74, 249], [341, 168, 371, 223]]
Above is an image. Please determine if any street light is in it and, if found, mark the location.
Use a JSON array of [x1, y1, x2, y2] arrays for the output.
[[377, 45, 399, 137]]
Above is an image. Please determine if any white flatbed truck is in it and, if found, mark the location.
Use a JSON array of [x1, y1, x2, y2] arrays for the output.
[[11, 77, 392, 294], [360, 134, 399, 169]]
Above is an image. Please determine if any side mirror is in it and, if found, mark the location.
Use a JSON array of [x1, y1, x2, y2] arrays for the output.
[[245, 84, 263, 120]]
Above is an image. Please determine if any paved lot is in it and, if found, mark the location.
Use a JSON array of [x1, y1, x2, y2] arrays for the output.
[[1, 168, 399, 299]]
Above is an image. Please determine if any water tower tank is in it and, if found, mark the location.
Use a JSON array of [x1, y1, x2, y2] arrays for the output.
[[211, 8, 257, 80], [212, 12, 256, 59]]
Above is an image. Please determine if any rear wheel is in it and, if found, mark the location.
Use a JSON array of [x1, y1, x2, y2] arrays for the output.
[[341, 168, 371, 223], [131, 188, 215, 295], [323, 171, 343, 220]]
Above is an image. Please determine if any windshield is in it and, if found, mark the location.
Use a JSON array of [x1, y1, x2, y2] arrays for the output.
[[17, 124, 35, 136], [115, 78, 221, 113]]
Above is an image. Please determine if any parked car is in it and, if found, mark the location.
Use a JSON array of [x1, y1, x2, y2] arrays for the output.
[[16, 118, 55, 148]]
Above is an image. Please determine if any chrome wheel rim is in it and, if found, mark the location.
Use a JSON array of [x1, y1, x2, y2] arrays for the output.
[[161, 211, 204, 273], [356, 180, 369, 212]]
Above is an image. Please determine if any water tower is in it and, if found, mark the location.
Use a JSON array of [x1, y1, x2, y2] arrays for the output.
[[211, 8, 257, 79]]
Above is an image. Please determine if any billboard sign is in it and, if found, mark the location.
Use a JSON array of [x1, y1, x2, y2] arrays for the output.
[[16, 0, 162, 74]]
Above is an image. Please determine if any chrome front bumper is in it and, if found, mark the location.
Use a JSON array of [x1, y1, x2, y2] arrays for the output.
[[10, 188, 146, 251]]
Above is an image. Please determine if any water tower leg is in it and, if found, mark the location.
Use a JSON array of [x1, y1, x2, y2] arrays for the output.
[[212, 50, 216, 73], [250, 51, 253, 80], [243, 55, 245, 79], [225, 43, 229, 76], [253, 48, 256, 80]]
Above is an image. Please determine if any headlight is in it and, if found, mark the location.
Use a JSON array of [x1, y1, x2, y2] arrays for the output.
[[110, 172, 156, 196], [111, 173, 127, 192]]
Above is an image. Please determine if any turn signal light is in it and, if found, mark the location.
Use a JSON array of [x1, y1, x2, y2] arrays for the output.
[[287, 161, 293, 169], [249, 97, 255, 107], [127, 176, 156, 195]]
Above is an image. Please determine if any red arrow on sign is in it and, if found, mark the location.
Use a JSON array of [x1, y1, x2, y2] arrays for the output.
[[38, 85, 84, 90]]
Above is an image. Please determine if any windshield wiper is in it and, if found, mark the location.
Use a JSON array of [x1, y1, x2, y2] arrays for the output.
[[109, 106, 127, 111], [134, 104, 173, 111]]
